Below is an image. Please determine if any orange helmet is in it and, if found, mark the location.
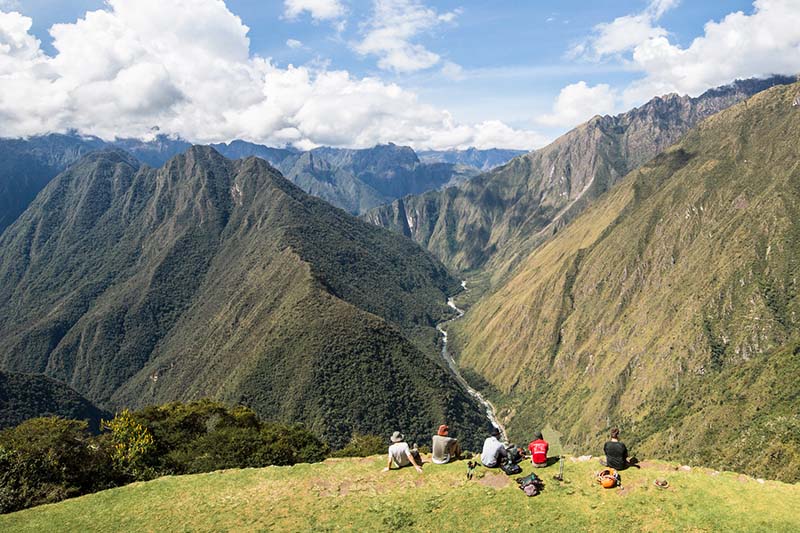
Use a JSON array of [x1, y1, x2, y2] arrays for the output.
[[597, 468, 619, 488], [600, 476, 617, 488]]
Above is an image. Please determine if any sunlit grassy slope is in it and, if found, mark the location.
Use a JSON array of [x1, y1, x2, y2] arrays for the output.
[[3, 454, 799, 532], [453, 82, 800, 480]]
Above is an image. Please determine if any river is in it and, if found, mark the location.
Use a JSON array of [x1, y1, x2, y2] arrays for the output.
[[436, 281, 508, 442]]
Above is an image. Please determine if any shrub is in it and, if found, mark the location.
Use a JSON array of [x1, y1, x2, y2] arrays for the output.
[[103, 409, 156, 480], [331, 434, 386, 458], [0, 418, 114, 513]]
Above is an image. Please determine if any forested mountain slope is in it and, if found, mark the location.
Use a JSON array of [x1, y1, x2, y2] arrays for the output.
[[0, 134, 105, 235], [0, 371, 108, 431], [366, 76, 797, 277], [0, 146, 486, 448], [452, 82, 800, 481]]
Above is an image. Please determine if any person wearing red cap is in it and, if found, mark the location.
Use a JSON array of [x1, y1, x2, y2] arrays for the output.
[[431, 424, 461, 464]]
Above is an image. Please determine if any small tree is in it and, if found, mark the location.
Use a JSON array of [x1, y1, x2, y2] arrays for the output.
[[103, 409, 155, 480]]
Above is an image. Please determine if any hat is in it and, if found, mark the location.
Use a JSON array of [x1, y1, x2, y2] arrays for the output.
[[533, 431, 543, 440], [438, 424, 449, 436], [390, 431, 404, 443], [489, 426, 501, 437]]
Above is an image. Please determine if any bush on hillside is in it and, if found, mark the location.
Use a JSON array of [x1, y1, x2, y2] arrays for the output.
[[331, 433, 386, 458], [132, 400, 327, 474], [0, 418, 115, 513], [103, 409, 156, 480], [0, 400, 331, 514]]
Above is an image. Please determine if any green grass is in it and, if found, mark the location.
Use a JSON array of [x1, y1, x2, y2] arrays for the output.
[[3, 455, 799, 532]]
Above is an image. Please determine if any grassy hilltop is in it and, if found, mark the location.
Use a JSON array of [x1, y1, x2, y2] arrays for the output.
[[2, 454, 799, 532]]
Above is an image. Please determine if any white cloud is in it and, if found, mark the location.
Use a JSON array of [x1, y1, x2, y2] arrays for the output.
[[286, 38, 303, 49], [440, 60, 464, 80], [354, 0, 458, 73], [0, 0, 543, 151], [574, 0, 678, 59], [0, 1, 21, 12], [536, 81, 618, 128], [283, 0, 345, 21], [622, 0, 800, 105], [573, 0, 800, 108]]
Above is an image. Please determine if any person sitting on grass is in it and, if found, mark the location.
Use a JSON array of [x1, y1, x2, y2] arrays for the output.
[[481, 426, 508, 468], [528, 431, 549, 468], [383, 431, 423, 473], [601, 428, 638, 470], [431, 424, 461, 464]]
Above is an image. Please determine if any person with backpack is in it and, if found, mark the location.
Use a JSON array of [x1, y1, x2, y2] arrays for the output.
[[383, 431, 423, 473], [528, 431, 549, 468], [481, 426, 508, 468], [601, 428, 636, 470], [431, 424, 461, 464]]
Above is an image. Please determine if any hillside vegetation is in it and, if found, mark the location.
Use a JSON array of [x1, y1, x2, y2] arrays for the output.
[[0, 371, 108, 432], [2, 454, 798, 532], [366, 76, 796, 278], [0, 146, 486, 449], [453, 82, 800, 481]]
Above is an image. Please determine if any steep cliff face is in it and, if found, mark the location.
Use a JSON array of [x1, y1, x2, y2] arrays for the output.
[[366, 76, 797, 277], [0, 146, 486, 448], [452, 82, 800, 479]]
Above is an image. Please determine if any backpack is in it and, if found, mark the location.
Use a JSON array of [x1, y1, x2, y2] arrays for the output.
[[516, 473, 545, 497], [507, 446, 525, 465], [597, 468, 620, 488], [501, 461, 522, 475]]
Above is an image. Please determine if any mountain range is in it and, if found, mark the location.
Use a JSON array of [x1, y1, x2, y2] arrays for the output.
[[366, 76, 798, 280], [0, 136, 518, 237], [0, 146, 488, 449], [450, 81, 800, 481], [2, 75, 799, 481]]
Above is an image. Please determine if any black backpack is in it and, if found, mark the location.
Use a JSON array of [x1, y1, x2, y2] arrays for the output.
[[501, 462, 522, 475]]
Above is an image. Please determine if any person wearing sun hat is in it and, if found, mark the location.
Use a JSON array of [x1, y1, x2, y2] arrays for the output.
[[431, 424, 461, 464], [383, 431, 423, 473]]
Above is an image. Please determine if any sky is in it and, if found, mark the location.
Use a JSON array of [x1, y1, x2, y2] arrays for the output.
[[0, 0, 798, 150]]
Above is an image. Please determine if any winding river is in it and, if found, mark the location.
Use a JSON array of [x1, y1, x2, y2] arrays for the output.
[[436, 281, 508, 441]]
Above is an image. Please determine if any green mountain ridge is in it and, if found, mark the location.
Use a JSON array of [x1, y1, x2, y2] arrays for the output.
[[452, 82, 800, 481], [0, 371, 108, 432], [366, 76, 797, 279], [0, 146, 487, 449], [1, 137, 506, 238]]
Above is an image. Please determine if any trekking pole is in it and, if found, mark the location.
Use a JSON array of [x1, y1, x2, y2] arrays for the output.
[[553, 455, 565, 482]]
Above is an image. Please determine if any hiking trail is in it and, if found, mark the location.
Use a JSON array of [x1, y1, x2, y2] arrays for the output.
[[437, 280, 508, 441]]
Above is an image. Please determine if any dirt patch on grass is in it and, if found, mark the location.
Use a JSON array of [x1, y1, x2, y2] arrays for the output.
[[478, 473, 510, 489]]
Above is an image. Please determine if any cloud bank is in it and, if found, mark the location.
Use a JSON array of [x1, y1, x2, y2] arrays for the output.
[[0, 0, 544, 151], [540, 0, 800, 130]]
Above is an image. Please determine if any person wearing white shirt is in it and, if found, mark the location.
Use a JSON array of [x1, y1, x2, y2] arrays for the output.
[[383, 431, 423, 473], [481, 426, 508, 468]]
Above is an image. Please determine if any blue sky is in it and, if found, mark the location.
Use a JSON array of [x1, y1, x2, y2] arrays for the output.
[[0, 0, 796, 149]]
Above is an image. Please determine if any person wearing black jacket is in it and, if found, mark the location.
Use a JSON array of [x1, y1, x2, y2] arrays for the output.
[[602, 428, 638, 470]]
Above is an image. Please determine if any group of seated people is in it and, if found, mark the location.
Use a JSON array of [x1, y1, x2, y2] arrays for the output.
[[383, 425, 636, 472]]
